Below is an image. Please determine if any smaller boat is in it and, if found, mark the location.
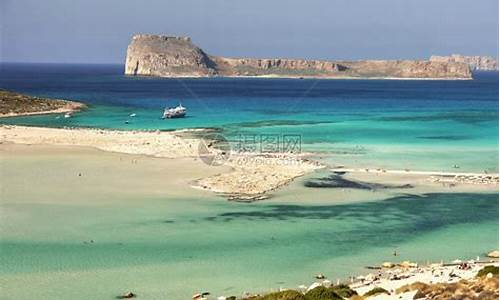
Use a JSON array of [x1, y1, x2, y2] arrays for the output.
[[163, 103, 186, 119], [64, 112, 72, 118], [129, 113, 136, 117]]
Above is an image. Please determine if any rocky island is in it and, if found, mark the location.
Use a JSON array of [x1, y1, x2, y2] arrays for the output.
[[125, 34, 472, 79], [430, 54, 498, 71]]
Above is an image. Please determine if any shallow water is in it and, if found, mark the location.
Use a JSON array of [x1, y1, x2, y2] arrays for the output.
[[1, 190, 498, 299], [0, 63, 498, 172], [1, 145, 498, 299], [0, 64, 498, 299]]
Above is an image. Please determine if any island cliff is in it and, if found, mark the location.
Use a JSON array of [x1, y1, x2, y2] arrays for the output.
[[125, 34, 472, 79], [430, 54, 498, 71]]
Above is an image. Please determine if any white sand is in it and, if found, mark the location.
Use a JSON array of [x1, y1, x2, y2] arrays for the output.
[[0, 125, 321, 197]]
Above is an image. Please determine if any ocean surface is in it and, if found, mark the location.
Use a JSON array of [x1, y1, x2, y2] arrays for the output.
[[0, 63, 498, 299], [0, 63, 498, 172]]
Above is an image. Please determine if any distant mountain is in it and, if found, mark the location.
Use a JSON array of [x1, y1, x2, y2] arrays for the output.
[[430, 54, 498, 71], [124, 34, 472, 79]]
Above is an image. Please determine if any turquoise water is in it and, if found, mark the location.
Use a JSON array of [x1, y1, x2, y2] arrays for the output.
[[0, 63, 498, 172], [0, 64, 498, 299], [1, 191, 498, 299]]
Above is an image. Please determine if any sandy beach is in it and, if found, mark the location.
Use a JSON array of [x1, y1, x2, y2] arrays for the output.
[[1, 139, 498, 300], [0, 125, 321, 200], [350, 260, 499, 299], [2, 1, 498, 299], [251, 258, 499, 300], [1, 123, 498, 300], [2, 125, 497, 201]]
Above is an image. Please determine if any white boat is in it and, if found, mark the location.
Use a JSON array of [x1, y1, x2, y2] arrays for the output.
[[163, 103, 186, 119], [64, 112, 72, 118]]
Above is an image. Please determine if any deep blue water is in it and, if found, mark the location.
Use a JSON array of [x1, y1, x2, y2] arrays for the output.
[[0, 63, 498, 172]]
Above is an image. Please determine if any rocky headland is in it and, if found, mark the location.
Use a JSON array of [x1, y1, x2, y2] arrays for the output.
[[430, 54, 498, 71], [0, 89, 86, 117], [125, 35, 472, 79]]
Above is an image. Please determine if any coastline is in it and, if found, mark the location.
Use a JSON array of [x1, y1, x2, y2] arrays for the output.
[[2, 125, 497, 201], [126, 73, 475, 81], [243, 258, 498, 300], [1, 127, 498, 299], [0, 125, 321, 200], [0, 102, 86, 118], [0, 89, 86, 118]]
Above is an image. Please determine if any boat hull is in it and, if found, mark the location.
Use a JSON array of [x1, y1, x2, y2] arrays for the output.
[[164, 112, 186, 119]]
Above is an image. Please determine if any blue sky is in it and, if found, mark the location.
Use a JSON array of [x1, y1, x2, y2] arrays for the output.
[[1, 0, 498, 63]]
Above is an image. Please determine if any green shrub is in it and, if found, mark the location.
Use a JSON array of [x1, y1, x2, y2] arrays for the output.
[[259, 290, 306, 300], [329, 284, 358, 298], [304, 286, 343, 300], [477, 265, 499, 277], [363, 287, 390, 297]]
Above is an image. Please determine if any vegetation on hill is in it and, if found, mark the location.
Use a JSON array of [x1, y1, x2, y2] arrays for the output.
[[0, 89, 85, 117]]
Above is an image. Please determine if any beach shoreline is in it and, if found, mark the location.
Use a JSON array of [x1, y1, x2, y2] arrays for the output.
[[241, 256, 499, 300], [127, 73, 475, 81], [1, 125, 497, 201], [0, 125, 322, 200], [1, 128, 498, 299]]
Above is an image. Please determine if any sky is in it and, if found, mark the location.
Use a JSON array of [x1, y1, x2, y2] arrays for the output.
[[1, 0, 498, 64]]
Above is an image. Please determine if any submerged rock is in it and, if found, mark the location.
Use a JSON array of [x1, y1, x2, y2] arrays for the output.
[[304, 173, 413, 190], [117, 291, 136, 299]]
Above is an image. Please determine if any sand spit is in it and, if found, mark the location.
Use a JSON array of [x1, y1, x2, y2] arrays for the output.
[[0, 125, 201, 158], [0, 125, 320, 199], [193, 154, 322, 201], [330, 167, 499, 186]]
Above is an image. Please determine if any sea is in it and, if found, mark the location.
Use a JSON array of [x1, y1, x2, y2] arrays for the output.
[[0, 63, 498, 299]]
